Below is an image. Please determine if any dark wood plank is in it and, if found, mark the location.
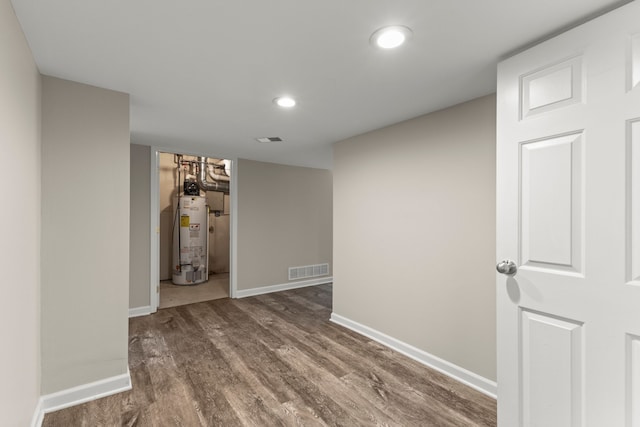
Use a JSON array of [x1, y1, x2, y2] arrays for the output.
[[43, 284, 496, 427]]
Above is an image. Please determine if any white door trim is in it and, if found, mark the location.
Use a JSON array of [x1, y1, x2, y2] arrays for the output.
[[229, 156, 238, 298], [149, 146, 160, 312]]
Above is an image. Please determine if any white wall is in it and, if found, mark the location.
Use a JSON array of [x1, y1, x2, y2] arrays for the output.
[[0, 0, 41, 424], [41, 76, 130, 394], [130, 144, 151, 308], [237, 159, 332, 290], [333, 95, 497, 381]]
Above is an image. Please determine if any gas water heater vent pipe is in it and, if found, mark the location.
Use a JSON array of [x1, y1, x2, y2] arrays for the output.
[[197, 156, 230, 194], [207, 163, 230, 182]]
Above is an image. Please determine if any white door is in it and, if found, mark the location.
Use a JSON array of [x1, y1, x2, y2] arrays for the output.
[[497, 2, 640, 426]]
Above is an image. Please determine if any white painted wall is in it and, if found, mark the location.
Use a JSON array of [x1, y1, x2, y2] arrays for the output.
[[41, 76, 130, 394], [0, 0, 41, 424], [333, 95, 497, 381]]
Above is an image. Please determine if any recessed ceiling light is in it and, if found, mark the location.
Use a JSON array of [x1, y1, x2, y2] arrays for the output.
[[370, 25, 412, 49], [273, 96, 296, 108]]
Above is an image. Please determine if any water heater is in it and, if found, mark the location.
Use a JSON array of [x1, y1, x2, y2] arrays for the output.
[[172, 195, 208, 285]]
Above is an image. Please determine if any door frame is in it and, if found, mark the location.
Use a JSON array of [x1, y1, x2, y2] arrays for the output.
[[149, 145, 238, 313]]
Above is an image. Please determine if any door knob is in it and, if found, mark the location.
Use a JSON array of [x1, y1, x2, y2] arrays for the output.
[[496, 259, 518, 276]]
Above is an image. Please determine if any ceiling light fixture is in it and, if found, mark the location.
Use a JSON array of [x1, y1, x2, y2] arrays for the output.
[[370, 25, 412, 49], [273, 96, 296, 108]]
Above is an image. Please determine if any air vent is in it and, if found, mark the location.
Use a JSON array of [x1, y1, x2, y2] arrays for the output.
[[288, 263, 329, 281], [256, 137, 283, 143]]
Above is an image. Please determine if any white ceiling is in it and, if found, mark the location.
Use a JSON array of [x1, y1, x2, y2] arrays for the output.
[[11, 0, 630, 169]]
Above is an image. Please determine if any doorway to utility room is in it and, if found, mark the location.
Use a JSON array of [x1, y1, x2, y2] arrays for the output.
[[158, 152, 231, 309]]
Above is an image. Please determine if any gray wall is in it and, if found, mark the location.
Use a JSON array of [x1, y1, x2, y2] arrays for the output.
[[41, 76, 130, 394], [237, 159, 333, 290], [130, 144, 151, 308], [0, 0, 41, 423], [333, 95, 497, 381]]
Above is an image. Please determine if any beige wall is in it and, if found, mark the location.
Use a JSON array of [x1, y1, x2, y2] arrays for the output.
[[41, 76, 130, 394], [333, 95, 497, 381], [0, 0, 41, 423], [130, 144, 151, 308], [237, 159, 333, 290]]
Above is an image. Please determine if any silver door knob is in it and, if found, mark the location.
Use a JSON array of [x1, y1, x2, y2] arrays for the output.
[[496, 259, 518, 275]]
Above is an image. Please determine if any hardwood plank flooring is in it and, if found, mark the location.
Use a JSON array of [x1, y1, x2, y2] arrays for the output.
[[43, 284, 496, 426]]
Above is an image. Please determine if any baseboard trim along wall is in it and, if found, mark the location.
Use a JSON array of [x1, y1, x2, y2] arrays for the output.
[[236, 277, 333, 299], [32, 369, 132, 426], [30, 399, 44, 427], [330, 313, 497, 399], [129, 305, 154, 318]]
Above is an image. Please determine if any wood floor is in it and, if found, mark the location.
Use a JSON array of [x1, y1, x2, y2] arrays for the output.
[[43, 284, 496, 426]]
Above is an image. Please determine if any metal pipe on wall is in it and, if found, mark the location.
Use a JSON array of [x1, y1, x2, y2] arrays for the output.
[[197, 156, 230, 194]]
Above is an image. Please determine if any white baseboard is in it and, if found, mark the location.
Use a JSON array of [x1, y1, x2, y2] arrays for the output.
[[30, 398, 44, 427], [330, 313, 497, 398], [129, 305, 154, 318], [235, 277, 333, 298], [35, 369, 132, 421]]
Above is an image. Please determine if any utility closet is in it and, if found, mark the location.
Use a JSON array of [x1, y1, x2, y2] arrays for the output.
[[158, 153, 230, 290]]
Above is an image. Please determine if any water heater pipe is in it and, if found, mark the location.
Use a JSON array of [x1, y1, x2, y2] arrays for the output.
[[197, 157, 230, 193], [207, 163, 230, 182]]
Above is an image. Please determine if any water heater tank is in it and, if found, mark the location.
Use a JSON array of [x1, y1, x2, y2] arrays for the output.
[[172, 195, 208, 285]]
